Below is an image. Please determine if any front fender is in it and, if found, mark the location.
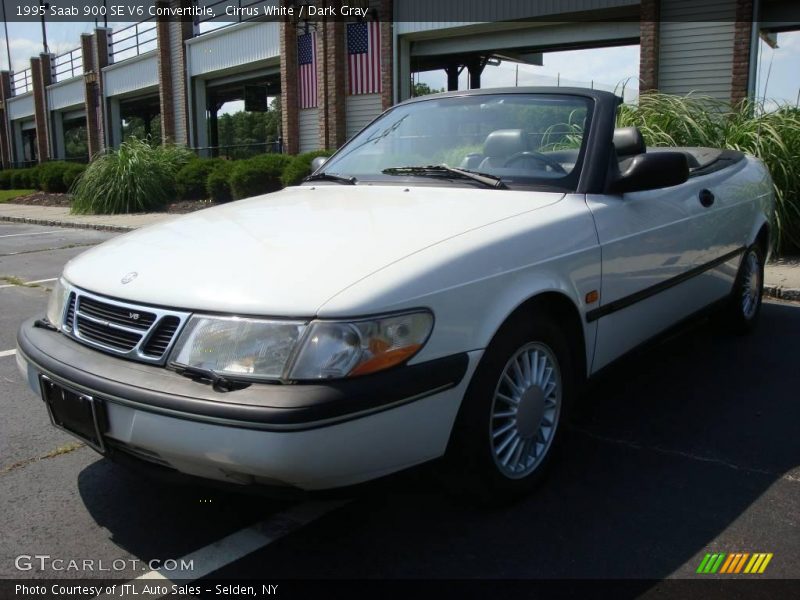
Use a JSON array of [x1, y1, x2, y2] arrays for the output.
[[317, 195, 601, 377]]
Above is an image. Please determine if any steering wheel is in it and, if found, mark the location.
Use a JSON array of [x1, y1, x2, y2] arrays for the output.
[[503, 151, 567, 174]]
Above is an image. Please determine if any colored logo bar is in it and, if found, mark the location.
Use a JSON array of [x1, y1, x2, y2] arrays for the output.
[[696, 553, 773, 574]]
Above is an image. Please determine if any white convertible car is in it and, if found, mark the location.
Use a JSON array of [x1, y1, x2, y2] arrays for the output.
[[17, 88, 774, 498]]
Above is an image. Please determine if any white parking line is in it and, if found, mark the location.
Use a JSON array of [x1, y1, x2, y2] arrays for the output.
[[0, 230, 64, 239], [0, 349, 16, 358], [93, 500, 348, 599], [141, 501, 347, 581], [0, 277, 57, 289]]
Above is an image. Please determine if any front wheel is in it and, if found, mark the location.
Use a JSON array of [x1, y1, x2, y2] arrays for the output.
[[445, 313, 574, 502], [721, 245, 765, 334]]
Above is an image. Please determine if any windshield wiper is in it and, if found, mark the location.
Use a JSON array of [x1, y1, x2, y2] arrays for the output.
[[172, 364, 251, 393], [304, 172, 357, 185], [382, 165, 507, 189]]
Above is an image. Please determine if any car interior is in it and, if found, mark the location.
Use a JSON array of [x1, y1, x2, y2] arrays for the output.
[[456, 129, 577, 180], [613, 126, 742, 178], [456, 125, 742, 182]]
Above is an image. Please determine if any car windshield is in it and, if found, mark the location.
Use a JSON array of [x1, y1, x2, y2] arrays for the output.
[[318, 93, 592, 191]]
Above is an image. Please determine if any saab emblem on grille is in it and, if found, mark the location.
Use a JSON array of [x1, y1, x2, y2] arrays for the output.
[[121, 271, 138, 284]]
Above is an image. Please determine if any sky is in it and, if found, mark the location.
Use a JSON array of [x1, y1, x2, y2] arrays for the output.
[[1, 21, 95, 70], [2, 21, 798, 108], [756, 30, 800, 108], [417, 45, 642, 103]]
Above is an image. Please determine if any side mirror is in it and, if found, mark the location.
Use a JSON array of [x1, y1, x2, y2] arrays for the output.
[[609, 152, 689, 194], [310, 156, 329, 173]]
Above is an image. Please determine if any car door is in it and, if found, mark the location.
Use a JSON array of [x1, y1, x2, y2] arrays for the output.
[[585, 176, 735, 373]]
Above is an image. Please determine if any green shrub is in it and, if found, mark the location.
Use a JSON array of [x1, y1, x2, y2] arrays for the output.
[[62, 163, 86, 191], [0, 170, 12, 190], [281, 150, 333, 186], [176, 158, 220, 200], [11, 169, 22, 189], [206, 160, 234, 203], [71, 138, 193, 214], [229, 153, 291, 200], [11, 168, 38, 189], [618, 93, 800, 253], [28, 166, 41, 189], [38, 162, 74, 193]]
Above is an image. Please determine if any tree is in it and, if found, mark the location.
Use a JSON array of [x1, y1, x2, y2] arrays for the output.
[[212, 98, 281, 158], [412, 82, 444, 97]]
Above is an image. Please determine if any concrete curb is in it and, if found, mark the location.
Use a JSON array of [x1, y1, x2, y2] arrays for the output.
[[764, 285, 800, 302], [0, 215, 134, 233]]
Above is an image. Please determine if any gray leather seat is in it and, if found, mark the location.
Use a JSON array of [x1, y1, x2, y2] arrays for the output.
[[478, 129, 529, 170]]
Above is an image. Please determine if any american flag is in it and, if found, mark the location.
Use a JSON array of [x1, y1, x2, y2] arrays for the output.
[[298, 32, 317, 108], [347, 21, 381, 95]]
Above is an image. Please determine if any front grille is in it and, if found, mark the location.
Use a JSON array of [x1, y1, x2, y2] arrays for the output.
[[64, 293, 76, 330], [76, 314, 142, 351], [78, 296, 156, 330], [63, 286, 190, 365], [142, 316, 181, 358]]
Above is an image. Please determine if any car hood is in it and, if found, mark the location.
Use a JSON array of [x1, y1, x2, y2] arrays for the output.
[[64, 185, 564, 315]]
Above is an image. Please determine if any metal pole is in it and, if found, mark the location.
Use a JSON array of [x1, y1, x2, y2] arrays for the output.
[[40, 3, 50, 54], [2, 17, 11, 73]]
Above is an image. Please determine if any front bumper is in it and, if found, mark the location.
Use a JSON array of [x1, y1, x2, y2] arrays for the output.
[[17, 318, 477, 490]]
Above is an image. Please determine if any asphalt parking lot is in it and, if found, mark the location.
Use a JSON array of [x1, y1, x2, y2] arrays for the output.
[[1, 222, 798, 591]]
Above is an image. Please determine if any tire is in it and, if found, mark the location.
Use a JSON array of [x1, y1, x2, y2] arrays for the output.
[[722, 244, 765, 334], [444, 311, 574, 503]]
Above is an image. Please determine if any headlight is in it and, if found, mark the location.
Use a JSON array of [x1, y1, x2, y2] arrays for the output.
[[287, 311, 433, 380], [169, 310, 433, 382], [46, 278, 69, 329], [170, 316, 306, 380]]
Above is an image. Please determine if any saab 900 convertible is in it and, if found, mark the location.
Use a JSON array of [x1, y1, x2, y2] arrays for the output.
[[17, 88, 774, 498]]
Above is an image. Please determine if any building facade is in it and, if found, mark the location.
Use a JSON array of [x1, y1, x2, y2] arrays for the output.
[[0, 0, 797, 168]]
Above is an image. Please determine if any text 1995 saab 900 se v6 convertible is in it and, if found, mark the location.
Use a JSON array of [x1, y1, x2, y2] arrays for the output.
[[17, 88, 774, 499]]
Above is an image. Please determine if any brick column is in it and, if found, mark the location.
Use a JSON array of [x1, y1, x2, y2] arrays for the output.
[[173, 6, 194, 145], [156, 1, 175, 143], [731, 0, 754, 106], [0, 71, 12, 168], [379, 0, 393, 110], [639, 0, 659, 93], [81, 34, 101, 157], [154, 0, 194, 145], [319, 18, 346, 150], [93, 28, 111, 150], [316, 20, 327, 147], [31, 54, 54, 163], [280, 15, 300, 155]]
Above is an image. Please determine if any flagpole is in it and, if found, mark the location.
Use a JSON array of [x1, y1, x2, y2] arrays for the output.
[[2, 1, 12, 71], [40, 2, 50, 54]]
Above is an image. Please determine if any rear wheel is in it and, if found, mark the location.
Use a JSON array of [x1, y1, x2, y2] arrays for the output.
[[722, 245, 764, 334], [445, 312, 574, 502]]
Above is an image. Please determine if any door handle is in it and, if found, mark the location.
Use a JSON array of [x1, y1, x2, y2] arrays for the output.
[[699, 189, 715, 207]]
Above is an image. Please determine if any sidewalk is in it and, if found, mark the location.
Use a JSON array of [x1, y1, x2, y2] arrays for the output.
[[2, 203, 799, 301], [0, 204, 178, 232], [765, 257, 800, 301]]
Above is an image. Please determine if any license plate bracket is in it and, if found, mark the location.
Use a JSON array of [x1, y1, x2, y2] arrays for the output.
[[40, 375, 107, 453]]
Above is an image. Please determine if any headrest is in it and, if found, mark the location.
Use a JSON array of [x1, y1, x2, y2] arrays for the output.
[[483, 129, 528, 158], [613, 127, 646, 157]]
